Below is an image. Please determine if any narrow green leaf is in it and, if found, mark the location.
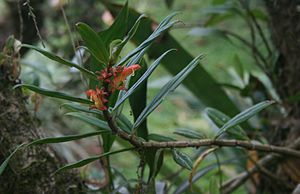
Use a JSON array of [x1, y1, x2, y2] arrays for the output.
[[215, 100, 275, 138], [61, 102, 131, 133], [125, 47, 148, 68], [65, 112, 117, 150], [15, 84, 92, 104], [110, 14, 146, 62], [128, 60, 148, 139], [21, 44, 96, 79], [61, 103, 103, 115], [174, 128, 206, 139], [116, 12, 178, 66], [148, 148, 164, 182], [122, 14, 146, 44], [76, 22, 109, 64], [205, 107, 248, 140], [109, 5, 241, 116], [55, 147, 134, 173], [99, 1, 129, 46], [172, 149, 193, 170], [114, 49, 175, 111], [27, 131, 110, 147], [65, 112, 110, 130], [116, 113, 133, 130], [133, 55, 202, 129], [148, 133, 176, 142], [0, 143, 26, 176]]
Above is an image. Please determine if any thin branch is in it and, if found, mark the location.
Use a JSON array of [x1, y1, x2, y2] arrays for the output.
[[102, 111, 300, 158], [223, 30, 268, 70], [24, 0, 45, 47], [259, 164, 295, 189], [17, 0, 24, 42], [141, 140, 300, 158], [222, 154, 276, 194], [241, 0, 272, 57], [60, 5, 80, 64], [222, 137, 300, 193]]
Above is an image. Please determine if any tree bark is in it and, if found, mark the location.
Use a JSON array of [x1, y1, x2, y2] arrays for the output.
[[0, 38, 81, 193], [260, 1, 300, 193]]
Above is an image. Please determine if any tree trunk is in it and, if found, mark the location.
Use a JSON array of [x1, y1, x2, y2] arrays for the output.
[[0, 38, 81, 193], [260, 1, 300, 193]]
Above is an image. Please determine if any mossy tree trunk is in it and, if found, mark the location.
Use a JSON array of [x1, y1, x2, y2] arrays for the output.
[[0, 38, 81, 193], [259, 1, 300, 193]]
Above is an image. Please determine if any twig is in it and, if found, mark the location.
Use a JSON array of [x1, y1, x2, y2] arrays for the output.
[[259, 164, 295, 189], [222, 137, 300, 193], [60, 5, 80, 64], [222, 154, 276, 194], [24, 0, 45, 47], [223, 30, 268, 70], [17, 0, 24, 42], [102, 111, 300, 158], [241, 0, 272, 57]]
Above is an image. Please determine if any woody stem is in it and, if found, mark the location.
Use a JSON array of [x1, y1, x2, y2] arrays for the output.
[[102, 111, 300, 158]]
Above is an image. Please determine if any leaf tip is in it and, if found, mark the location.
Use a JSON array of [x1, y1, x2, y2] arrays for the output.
[[12, 84, 23, 90]]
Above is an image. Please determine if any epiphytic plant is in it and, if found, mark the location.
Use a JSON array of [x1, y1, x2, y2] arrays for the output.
[[1, 2, 300, 194]]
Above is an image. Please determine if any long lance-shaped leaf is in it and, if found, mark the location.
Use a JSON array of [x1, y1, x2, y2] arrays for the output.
[[21, 44, 96, 79], [61, 102, 103, 115], [125, 47, 148, 68], [113, 49, 175, 111], [174, 128, 206, 139], [76, 22, 109, 64], [15, 84, 92, 104], [0, 143, 26, 176], [61, 103, 132, 133], [27, 131, 110, 147], [148, 148, 164, 183], [189, 147, 218, 186], [110, 14, 146, 61], [148, 133, 176, 142], [133, 55, 202, 129], [65, 106, 116, 152], [116, 12, 178, 66], [172, 149, 193, 170], [99, 1, 129, 47], [215, 100, 275, 139], [128, 59, 148, 138], [104, 3, 242, 117], [0, 131, 111, 176], [55, 147, 135, 173], [65, 112, 110, 131], [206, 108, 248, 140], [122, 14, 146, 45]]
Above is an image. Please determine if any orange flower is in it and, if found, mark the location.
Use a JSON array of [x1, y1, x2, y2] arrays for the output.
[[86, 64, 141, 110], [86, 87, 108, 110], [110, 64, 141, 91], [96, 69, 112, 83]]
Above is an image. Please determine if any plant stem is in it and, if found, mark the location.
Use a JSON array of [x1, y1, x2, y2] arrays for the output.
[[103, 111, 300, 158]]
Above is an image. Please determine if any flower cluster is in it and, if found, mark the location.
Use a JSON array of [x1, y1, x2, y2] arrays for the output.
[[86, 64, 141, 110], [86, 87, 108, 110]]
